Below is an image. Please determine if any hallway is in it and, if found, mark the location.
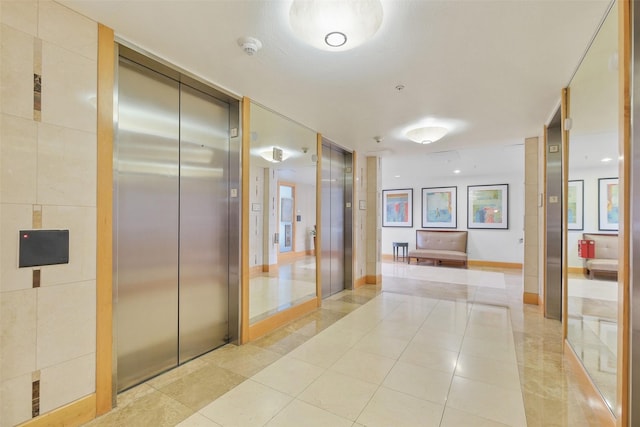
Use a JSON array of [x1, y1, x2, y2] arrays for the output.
[[86, 264, 600, 426]]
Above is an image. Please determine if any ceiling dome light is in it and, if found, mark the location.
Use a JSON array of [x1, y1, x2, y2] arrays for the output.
[[405, 126, 449, 144], [325, 31, 347, 47], [289, 0, 383, 51]]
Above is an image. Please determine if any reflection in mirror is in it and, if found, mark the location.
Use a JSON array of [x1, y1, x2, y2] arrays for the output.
[[248, 102, 318, 323], [566, 0, 618, 411]]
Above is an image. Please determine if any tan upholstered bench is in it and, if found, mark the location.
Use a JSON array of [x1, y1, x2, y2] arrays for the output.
[[408, 230, 468, 268]]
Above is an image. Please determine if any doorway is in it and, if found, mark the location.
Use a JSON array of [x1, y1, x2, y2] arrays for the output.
[[321, 140, 353, 297], [278, 183, 295, 254], [114, 53, 232, 391]]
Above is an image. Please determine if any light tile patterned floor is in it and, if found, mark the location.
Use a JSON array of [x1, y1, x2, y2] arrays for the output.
[[184, 294, 526, 427], [86, 264, 605, 426]]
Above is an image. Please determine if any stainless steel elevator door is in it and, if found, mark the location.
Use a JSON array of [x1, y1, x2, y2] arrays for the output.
[[545, 110, 562, 320], [179, 86, 229, 363], [115, 59, 180, 390], [321, 143, 345, 297]]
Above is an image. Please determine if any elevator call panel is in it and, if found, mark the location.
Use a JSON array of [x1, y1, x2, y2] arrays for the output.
[[19, 229, 69, 268]]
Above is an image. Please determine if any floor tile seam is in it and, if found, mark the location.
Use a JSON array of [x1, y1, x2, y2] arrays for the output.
[[456, 351, 521, 371], [378, 307, 431, 364], [198, 378, 295, 427], [144, 387, 199, 420], [437, 332, 466, 426], [440, 405, 514, 427], [445, 382, 527, 427], [450, 371, 523, 393], [367, 383, 447, 418], [288, 394, 365, 425]]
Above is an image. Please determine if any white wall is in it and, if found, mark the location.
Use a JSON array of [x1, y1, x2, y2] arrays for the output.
[[567, 165, 618, 267], [381, 155, 525, 264], [293, 181, 315, 253]]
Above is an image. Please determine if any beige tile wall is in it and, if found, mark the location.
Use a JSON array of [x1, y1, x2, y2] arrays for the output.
[[0, 1, 98, 426], [366, 156, 381, 281]]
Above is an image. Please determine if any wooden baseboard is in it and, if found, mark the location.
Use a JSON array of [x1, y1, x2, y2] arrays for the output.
[[365, 274, 382, 284], [18, 394, 96, 427], [567, 266, 587, 275], [563, 340, 616, 426], [523, 292, 540, 305], [278, 250, 308, 262], [467, 260, 523, 269], [248, 298, 318, 341], [354, 276, 367, 288], [262, 264, 278, 273]]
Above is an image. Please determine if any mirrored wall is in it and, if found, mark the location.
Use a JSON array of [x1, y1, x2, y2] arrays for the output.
[[247, 102, 318, 324], [566, 0, 619, 411]]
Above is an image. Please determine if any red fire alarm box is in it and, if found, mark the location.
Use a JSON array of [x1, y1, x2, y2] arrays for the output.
[[578, 239, 595, 258]]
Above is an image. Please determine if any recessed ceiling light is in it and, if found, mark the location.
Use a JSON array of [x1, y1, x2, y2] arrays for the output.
[[453, 169, 461, 174], [601, 157, 612, 162], [394, 175, 401, 178]]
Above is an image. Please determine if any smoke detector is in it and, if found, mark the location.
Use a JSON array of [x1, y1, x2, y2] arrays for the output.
[[238, 37, 262, 56]]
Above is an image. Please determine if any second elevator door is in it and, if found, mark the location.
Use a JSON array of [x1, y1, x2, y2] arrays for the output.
[[115, 58, 229, 391], [321, 143, 346, 297], [179, 85, 230, 362]]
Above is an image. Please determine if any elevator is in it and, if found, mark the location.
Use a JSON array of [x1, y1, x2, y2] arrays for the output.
[[114, 48, 237, 392], [545, 108, 563, 320], [321, 140, 353, 297]]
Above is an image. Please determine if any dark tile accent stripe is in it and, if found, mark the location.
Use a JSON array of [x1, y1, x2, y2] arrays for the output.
[[33, 74, 41, 114], [33, 38, 42, 121], [33, 270, 40, 288], [32, 379, 40, 418]]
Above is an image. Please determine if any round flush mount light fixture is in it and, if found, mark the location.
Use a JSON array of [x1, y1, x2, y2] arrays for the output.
[[325, 31, 347, 47], [289, 0, 383, 51], [405, 126, 449, 144]]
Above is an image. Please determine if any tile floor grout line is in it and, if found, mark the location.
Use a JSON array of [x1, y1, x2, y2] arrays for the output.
[[436, 299, 474, 426]]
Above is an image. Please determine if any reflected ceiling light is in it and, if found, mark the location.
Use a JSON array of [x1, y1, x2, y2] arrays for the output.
[[259, 147, 290, 163], [289, 0, 383, 51], [601, 157, 613, 163], [394, 175, 400, 178], [453, 169, 461, 174], [405, 126, 448, 144]]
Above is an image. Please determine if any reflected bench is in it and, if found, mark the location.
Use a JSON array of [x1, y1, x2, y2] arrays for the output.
[[583, 233, 618, 279]]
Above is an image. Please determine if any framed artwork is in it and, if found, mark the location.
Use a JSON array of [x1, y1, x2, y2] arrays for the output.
[[382, 188, 413, 227], [598, 177, 619, 231], [421, 186, 457, 228], [567, 180, 584, 230], [467, 184, 508, 229]]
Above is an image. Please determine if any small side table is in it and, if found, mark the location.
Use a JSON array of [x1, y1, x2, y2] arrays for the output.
[[392, 242, 409, 262]]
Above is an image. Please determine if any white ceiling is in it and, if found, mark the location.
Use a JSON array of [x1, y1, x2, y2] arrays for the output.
[[62, 0, 612, 162]]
